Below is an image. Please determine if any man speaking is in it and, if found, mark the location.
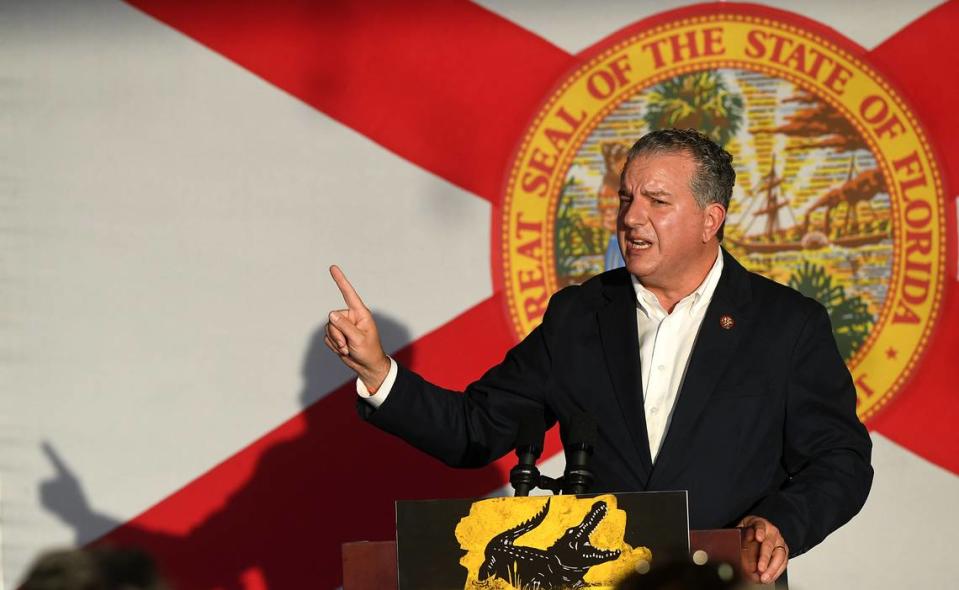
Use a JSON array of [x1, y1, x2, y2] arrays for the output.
[[325, 129, 873, 585]]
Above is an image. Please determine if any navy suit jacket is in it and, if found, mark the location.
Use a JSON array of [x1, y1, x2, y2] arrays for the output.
[[361, 249, 873, 556]]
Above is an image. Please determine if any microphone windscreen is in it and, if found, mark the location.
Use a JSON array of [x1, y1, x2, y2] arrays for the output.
[[515, 413, 546, 455], [568, 412, 598, 449]]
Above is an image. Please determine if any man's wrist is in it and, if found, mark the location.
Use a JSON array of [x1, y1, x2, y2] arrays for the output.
[[357, 358, 397, 408], [359, 356, 391, 392]]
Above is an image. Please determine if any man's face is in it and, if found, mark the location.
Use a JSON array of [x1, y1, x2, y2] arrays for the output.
[[617, 151, 721, 292]]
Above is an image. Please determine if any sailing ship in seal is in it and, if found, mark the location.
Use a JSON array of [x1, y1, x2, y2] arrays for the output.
[[727, 154, 890, 255]]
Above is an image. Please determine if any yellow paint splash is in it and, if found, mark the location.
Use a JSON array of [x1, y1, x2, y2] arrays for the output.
[[455, 495, 652, 590]]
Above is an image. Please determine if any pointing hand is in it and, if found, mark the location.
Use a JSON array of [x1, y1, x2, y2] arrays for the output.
[[325, 265, 391, 391]]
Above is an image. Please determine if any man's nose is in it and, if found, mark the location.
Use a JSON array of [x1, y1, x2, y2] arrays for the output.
[[622, 198, 649, 227]]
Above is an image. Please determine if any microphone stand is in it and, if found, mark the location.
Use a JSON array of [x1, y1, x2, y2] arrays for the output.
[[562, 412, 597, 495], [510, 414, 545, 496], [509, 411, 598, 496], [535, 475, 563, 495]]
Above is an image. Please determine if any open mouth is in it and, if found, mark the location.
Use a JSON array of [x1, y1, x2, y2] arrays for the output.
[[627, 238, 653, 250], [579, 501, 608, 538]]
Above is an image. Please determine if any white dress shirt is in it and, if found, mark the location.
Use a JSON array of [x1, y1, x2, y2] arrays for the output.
[[632, 248, 723, 462], [359, 247, 724, 464]]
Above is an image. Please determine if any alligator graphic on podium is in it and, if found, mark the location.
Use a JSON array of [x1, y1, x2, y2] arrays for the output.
[[479, 498, 620, 589]]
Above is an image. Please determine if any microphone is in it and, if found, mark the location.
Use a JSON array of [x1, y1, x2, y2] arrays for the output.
[[562, 412, 597, 495], [510, 414, 545, 496]]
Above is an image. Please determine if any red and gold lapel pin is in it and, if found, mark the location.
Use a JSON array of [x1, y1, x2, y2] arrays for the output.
[[719, 314, 735, 330]]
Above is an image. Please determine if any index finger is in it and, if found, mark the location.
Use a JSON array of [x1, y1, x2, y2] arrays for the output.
[[763, 546, 788, 584], [757, 533, 780, 574], [330, 265, 367, 311]]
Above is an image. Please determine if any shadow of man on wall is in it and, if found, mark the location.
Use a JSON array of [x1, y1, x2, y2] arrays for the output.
[[40, 314, 508, 589]]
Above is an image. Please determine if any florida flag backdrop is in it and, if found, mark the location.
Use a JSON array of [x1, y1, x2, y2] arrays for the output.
[[2, 1, 957, 588]]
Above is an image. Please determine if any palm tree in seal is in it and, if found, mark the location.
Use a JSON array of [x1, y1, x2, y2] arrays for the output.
[[643, 71, 744, 146], [788, 261, 874, 361]]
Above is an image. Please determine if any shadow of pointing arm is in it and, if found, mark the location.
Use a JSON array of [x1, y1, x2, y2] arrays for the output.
[[40, 441, 121, 543]]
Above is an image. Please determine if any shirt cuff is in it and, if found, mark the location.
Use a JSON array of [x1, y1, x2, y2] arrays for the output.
[[356, 357, 397, 408]]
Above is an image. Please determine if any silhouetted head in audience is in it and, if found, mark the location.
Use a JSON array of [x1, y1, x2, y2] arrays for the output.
[[615, 560, 744, 590]]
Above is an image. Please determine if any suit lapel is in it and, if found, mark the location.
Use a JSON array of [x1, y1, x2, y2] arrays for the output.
[[650, 250, 753, 484], [596, 271, 654, 484]]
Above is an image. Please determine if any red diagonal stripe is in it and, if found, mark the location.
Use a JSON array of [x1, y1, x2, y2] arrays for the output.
[[125, 0, 574, 205], [866, 0, 959, 473], [868, 1, 959, 187], [98, 293, 563, 589]]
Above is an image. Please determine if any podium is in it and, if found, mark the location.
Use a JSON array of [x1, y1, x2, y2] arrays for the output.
[[342, 529, 745, 589], [341, 490, 788, 588]]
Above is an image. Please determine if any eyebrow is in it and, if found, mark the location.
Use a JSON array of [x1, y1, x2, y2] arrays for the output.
[[641, 188, 671, 197], [619, 187, 671, 198]]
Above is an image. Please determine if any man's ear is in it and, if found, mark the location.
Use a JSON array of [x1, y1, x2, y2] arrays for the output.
[[703, 203, 726, 241]]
